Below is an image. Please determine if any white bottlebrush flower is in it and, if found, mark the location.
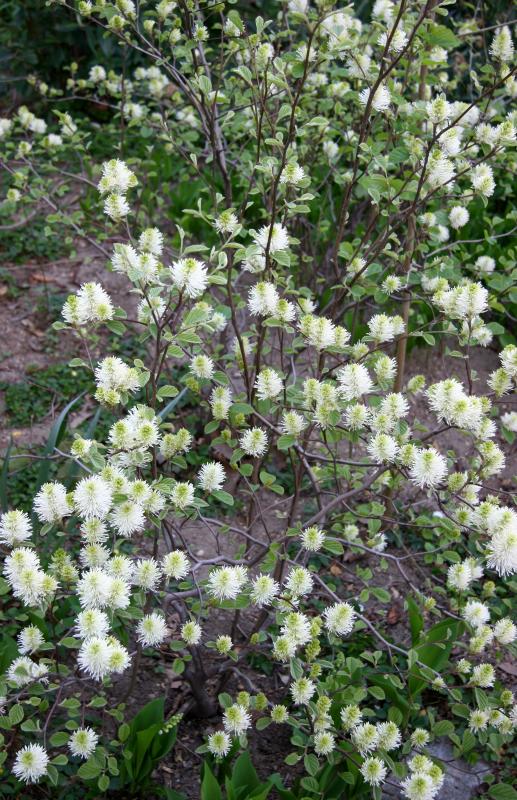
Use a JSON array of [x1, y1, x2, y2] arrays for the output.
[[409, 448, 448, 488], [314, 731, 335, 756], [490, 25, 514, 62], [300, 526, 325, 551], [493, 617, 517, 645], [340, 704, 363, 731], [162, 550, 190, 580], [449, 206, 469, 229], [471, 164, 495, 197], [281, 410, 306, 436], [74, 476, 113, 520], [250, 574, 279, 606], [255, 367, 283, 400], [426, 151, 455, 188], [197, 462, 226, 492], [280, 162, 305, 185], [78, 636, 112, 679], [104, 193, 130, 219], [98, 159, 136, 195], [361, 756, 387, 786], [475, 255, 495, 274], [426, 94, 452, 125], [281, 612, 312, 646], [471, 663, 495, 687], [223, 704, 252, 734], [248, 281, 279, 316], [377, 720, 401, 751], [290, 677, 316, 705], [190, 354, 214, 380], [110, 501, 146, 538], [75, 609, 110, 640], [0, 510, 32, 547], [378, 27, 407, 53], [68, 727, 99, 759], [13, 744, 49, 783], [89, 65, 106, 82], [323, 602, 356, 636], [138, 227, 163, 255], [34, 482, 70, 523], [170, 258, 208, 298], [207, 730, 232, 757], [338, 364, 373, 401], [137, 612, 168, 646], [214, 209, 238, 234], [359, 82, 391, 113], [171, 481, 195, 511], [253, 223, 289, 253], [181, 620, 202, 645], [133, 558, 161, 591], [486, 528, 517, 577], [77, 569, 112, 609], [447, 562, 473, 591], [207, 566, 247, 600], [367, 433, 399, 463], [285, 566, 313, 597], [352, 722, 379, 755], [240, 427, 268, 457], [401, 772, 436, 800], [17, 626, 45, 654], [7, 656, 47, 687], [95, 356, 140, 395], [463, 600, 490, 628]]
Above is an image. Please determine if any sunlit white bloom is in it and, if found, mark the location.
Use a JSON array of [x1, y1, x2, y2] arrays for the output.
[[471, 663, 495, 687], [13, 744, 49, 783], [426, 151, 455, 188], [74, 477, 113, 520], [486, 527, 517, 576], [162, 550, 190, 580], [255, 367, 283, 400], [471, 164, 495, 197], [367, 433, 399, 463], [89, 65, 106, 82], [494, 618, 517, 645], [17, 626, 44, 655], [190, 354, 214, 380], [323, 602, 355, 635], [68, 727, 98, 759], [76, 609, 110, 640], [240, 427, 268, 457], [77, 569, 112, 609], [447, 562, 473, 591], [361, 756, 387, 786], [280, 162, 305, 185], [352, 722, 379, 755], [314, 730, 335, 755], [501, 412, 517, 432], [410, 448, 447, 488], [197, 462, 226, 492], [207, 730, 232, 757], [490, 25, 514, 62], [0, 510, 32, 547], [281, 410, 306, 436], [137, 612, 168, 647], [449, 206, 469, 229], [133, 558, 161, 591], [338, 364, 373, 401], [290, 677, 316, 705], [110, 501, 145, 537], [359, 84, 391, 113], [475, 255, 495, 274], [377, 721, 401, 751], [248, 281, 279, 316], [253, 223, 289, 253], [78, 636, 111, 679], [285, 566, 313, 597], [170, 258, 208, 298], [463, 600, 490, 629], [250, 574, 279, 606], [300, 526, 325, 551], [181, 620, 202, 645], [378, 27, 407, 52], [171, 481, 195, 511], [223, 703, 251, 734], [207, 566, 248, 600], [34, 482, 69, 523]]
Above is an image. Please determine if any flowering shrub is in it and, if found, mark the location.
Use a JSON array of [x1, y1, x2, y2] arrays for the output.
[[0, 0, 516, 798]]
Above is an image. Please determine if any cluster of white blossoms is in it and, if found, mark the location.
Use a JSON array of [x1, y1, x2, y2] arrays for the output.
[[98, 158, 137, 219], [1, 2, 516, 791], [62, 282, 114, 326]]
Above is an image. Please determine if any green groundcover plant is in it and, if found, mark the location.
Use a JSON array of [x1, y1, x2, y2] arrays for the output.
[[0, 0, 516, 798]]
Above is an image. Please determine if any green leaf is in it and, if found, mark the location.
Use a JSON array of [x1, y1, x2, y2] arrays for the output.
[[9, 704, 24, 725], [98, 774, 110, 791], [432, 720, 454, 737], [157, 385, 179, 399], [212, 490, 234, 506], [489, 785, 517, 800], [78, 758, 102, 780], [201, 761, 222, 800], [35, 392, 85, 491], [424, 23, 460, 49]]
